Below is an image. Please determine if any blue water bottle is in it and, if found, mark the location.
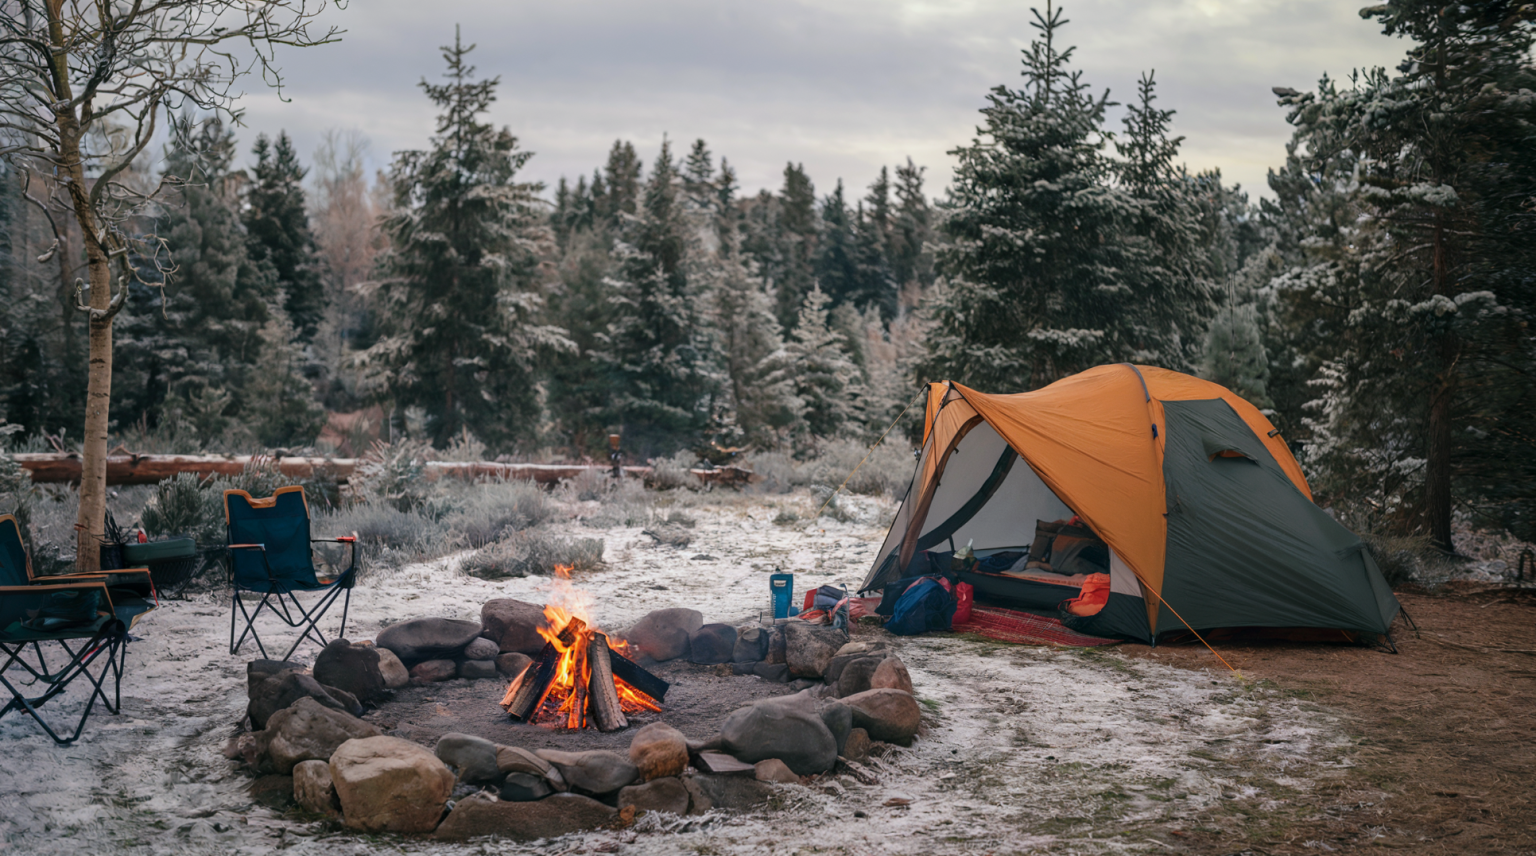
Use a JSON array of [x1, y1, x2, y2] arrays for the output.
[[770, 572, 794, 620]]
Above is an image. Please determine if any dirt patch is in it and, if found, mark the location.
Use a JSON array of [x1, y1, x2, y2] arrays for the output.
[[372, 658, 799, 752], [1119, 583, 1536, 854]]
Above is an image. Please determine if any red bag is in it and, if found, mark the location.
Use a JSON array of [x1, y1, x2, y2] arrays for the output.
[[1062, 574, 1111, 617], [952, 582, 975, 625]]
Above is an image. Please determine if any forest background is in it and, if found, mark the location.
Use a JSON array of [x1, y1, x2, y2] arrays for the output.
[[1, 1, 1532, 558]]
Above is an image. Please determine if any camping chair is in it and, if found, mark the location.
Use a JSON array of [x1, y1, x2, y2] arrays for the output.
[[225, 486, 356, 661], [0, 515, 157, 745]]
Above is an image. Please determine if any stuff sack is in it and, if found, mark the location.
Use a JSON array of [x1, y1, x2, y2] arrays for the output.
[[886, 577, 956, 636], [952, 581, 975, 625], [1060, 573, 1111, 617]]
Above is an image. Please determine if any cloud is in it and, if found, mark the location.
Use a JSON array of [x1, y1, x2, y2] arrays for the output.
[[232, 0, 1408, 201]]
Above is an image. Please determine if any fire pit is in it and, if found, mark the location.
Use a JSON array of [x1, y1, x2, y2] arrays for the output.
[[499, 568, 669, 731]]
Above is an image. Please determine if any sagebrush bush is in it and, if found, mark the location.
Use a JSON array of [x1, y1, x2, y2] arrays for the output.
[[581, 477, 652, 528], [141, 472, 224, 545], [461, 529, 605, 579], [645, 451, 697, 491], [443, 479, 556, 547], [353, 439, 439, 512], [742, 439, 916, 497], [316, 503, 448, 553]]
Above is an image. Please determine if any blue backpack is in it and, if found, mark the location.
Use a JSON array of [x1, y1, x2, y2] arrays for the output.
[[885, 577, 956, 637]]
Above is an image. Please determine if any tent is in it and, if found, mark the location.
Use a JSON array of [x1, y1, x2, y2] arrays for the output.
[[860, 365, 1401, 644]]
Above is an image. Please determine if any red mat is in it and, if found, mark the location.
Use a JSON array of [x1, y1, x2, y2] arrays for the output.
[[952, 605, 1122, 647]]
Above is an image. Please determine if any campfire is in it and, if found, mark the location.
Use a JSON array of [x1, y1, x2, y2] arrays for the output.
[[499, 566, 669, 731]]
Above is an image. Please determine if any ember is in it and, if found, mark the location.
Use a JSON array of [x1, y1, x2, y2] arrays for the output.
[[498, 565, 668, 731]]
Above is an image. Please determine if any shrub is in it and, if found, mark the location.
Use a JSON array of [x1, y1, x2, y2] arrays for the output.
[[742, 439, 916, 497], [443, 480, 557, 547], [581, 477, 652, 529], [461, 530, 605, 580], [141, 472, 225, 545], [316, 502, 447, 553], [645, 451, 697, 491], [353, 439, 438, 512]]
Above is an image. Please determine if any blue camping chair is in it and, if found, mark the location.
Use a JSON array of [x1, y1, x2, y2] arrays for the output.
[[225, 486, 356, 660], [0, 514, 157, 744]]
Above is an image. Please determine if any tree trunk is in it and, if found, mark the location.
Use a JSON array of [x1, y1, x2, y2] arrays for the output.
[[73, 226, 114, 571]]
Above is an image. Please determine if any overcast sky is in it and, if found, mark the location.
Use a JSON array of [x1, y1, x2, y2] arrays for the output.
[[231, 0, 1408, 203]]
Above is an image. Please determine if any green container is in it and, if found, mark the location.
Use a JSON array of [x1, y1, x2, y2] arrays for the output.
[[123, 537, 197, 565]]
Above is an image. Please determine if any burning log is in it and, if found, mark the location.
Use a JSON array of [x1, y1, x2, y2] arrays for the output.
[[608, 647, 670, 703], [587, 633, 628, 732], [502, 641, 560, 722]]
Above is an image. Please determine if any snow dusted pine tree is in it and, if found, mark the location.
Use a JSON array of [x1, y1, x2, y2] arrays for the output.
[[765, 284, 862, 446], [1199, 301, 1272, 410]]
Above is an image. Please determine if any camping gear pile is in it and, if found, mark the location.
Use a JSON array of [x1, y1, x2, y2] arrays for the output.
[[862, 365, 1402, 646]]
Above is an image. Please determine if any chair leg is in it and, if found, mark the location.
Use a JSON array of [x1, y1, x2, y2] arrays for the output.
[[230, 589, 276, 658], [0, 633, 122, 745]]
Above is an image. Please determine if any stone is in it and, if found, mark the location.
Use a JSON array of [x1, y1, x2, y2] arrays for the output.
[[410, 659, 457, 682], [260, 696, 382, 774], [754, 759, 799, 784], [687, 623, 737, 665], [694, 751, 755, 776], [820, 701, 853, 756], [719, 696, 838, 776], [246, 659, 304, 696], [312, 638, 387, 704], [842, 728, 872, 763], [788, 678, 817, 691], [434, 792, 616, 843], [840, 688, 922, 746], [458, 659, 498, 680], [617, 777, 690, 815], [247, 669, 362, 730], [824, 650, 887, 687], [628, 722, 688, 782], [247, 774, 295, 810], [329, 736, 455, 833], [435, 732, 502, 784], [376, 648, 410, 689], [766, 625, 787, 664], [534, 749, 639, 796], [480, 598, 549, 655], [731, 662, 756, 676], [836, 657, 884, 698], [496, 651, 533, 679], [499, 772, 554, 801], [687, 774, 776, 811], [834, 641, 884, 658], [753, 662, 790, 683], [733, 626, 769, 664], [680, 776, 712, 815], [871, 656, 914, 695], [620, 608, 702, 662], [293, 759, 340, 817], [463, 637, 500, 661], [782, 623, 846, 679], [496, 745, 553, 778], [376, 617, 483, 665]]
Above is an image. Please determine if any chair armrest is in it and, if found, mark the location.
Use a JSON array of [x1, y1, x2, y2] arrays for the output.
[[227, 544, 278, 584], [228, 544, 267, 550], [311, 538, 359, 583], [0, 581, 117, 624]]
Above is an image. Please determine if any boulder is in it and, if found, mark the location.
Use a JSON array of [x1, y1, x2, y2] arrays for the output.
[[628, 722, 688, 782], [313, 639, 388, 703], [621, 608, 702, 662], [842, 727, 872, 763], [835, 657, 884, 698], [434, 732, 502, 784], [840, 688, 921, 746], [618, 777, 690, 815], [409, 659, 457, 682], [500, 772, 554, 801], [688, 624, 737, 665], [754, 759, 799, 784], [292, 759, 340, 817], [534, 749, 639, 796], [687, 774, 776, 811], [733, 626, 769, 664], [329, 736, 455, 833], [719, 696, 837, 775], [753, 662, 790, 683], [246, 659, 304, 696], [248, 669, 362, 730], [496, 745, 553, 778], [820, 701, 853, 756], [481, 598, 550, 655], [871, 656, 914, 695], [496, 652, 533, 679], [782, 623, 846, 679], [680, 776, 712, 815], [435, 792, 616, 843], [375, 648, 410, 689], [260, 696, 382, 774], [824, 650, 887, 687], [376, 617, 483, 665], [463, 637, 500, 661], [766, 625, 787, 665], [458, 659, 498, 680]]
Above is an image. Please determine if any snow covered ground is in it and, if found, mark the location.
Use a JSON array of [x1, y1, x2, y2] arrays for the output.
[[0, 490, 1352, 855]]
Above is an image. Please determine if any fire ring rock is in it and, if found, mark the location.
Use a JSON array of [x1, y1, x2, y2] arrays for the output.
[[435, 792, 617, 842], [535, 749, 640, 796], [839, 688, 921, 746], [617, 777, 690, 815], [496, 652, 533, 679], [621, 608, 703, 662], [375, 648, 410, 689], [871, 655, 914, 695], [733, 626, 769, 664], [313, 639, 387, 704], [463, 637, 500, 661], [782, 622, 846, 679], [481, 598, 549, 655], [435, 732, 502, 784], [409, 659, 457, 683], [330, 735, 455, 833], [247, 669, 362, 730], [258, 696, 382, 774], [835, 656, 884, 698], [719, 696, 838, 775], [376, 617, 483, 665], [688, 624, 738, 665], [629, 722, 688, 782], [292, 759, 340, 817]]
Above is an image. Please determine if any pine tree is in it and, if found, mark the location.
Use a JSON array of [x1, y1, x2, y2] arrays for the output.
[[1199, 300, 1272, 409], [598, 140, 723, 455], [816, 180, 859, 305], [245, 132, 325, 340], [764, 284, 861, 444], [920, 1, 1129, 391], [890, 158, 935, 298], [371, 31, 568, 450], [773, 163, 818, 328], [596, 141, 642, 225], [710, 250, 796, 447]]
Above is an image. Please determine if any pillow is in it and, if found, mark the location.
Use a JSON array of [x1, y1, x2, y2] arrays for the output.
[[1050, 528, 1110, 576], [1029, 519, 1066, 561]]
